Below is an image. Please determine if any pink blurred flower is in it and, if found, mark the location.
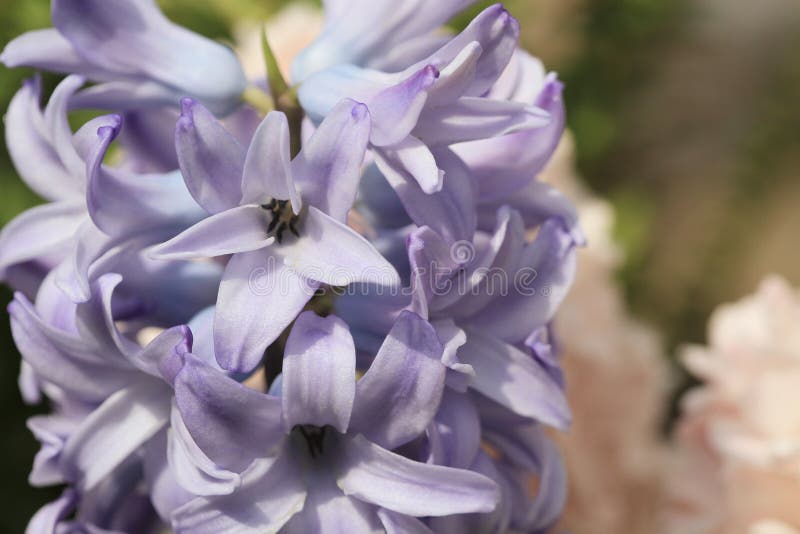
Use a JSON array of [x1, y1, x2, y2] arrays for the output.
[[664, 276, 800, 534]]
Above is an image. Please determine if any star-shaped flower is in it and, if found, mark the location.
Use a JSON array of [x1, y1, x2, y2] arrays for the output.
[[152, 98, 400, 372], [170, 311, 499, 532]]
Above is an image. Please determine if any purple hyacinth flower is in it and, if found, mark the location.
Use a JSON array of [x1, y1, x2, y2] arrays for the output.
[[151, 99, 400, 373], [292, 0, 478, 80], [337, 207, 576, 428], [450, 49, 583, 239], [424, 391, 567, 533], [454, 50, 566, 200], [352, 47, 583, 253], [0, 75, 207, 303], [363, 147, 479, 246], [27, 476, 165, 534], [407, 212, 576, 427], [0, 0, 583, 529], [1, 0, 247, 114], [0, 76, 114, 289], [297, 5, 549, 194], [9, 273, 192, 494], [170, 311, 499, 532]]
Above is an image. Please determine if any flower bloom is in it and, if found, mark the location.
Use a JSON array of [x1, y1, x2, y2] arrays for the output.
[[0, 1, 581, 531], [664, 276, 800, 534], [1, 0, 247, 114]]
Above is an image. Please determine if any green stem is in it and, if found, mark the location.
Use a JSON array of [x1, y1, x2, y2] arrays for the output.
[[277, 89, 304, 158], [260, 25, 304, 157], [241, 86, 275, 115]]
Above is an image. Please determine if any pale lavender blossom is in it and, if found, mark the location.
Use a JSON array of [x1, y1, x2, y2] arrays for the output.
[[1, 0, 247, 114], [0, 74, 208, 304], [336, 208, 576, 428], [151, 99, 400, 373], [9, 274, 190, 494], [169, 311, 498, 532], [297, 5, 549, 194], [292, 0, 478, 79], [0, 0, 581, 531]]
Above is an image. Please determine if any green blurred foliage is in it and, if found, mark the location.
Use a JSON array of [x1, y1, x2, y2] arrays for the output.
[[0, 2, 57, 531]]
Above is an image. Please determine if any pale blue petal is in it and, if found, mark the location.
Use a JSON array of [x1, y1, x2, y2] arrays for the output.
[[336, 435, 499, 517], [173, 451, 306, 534], [292, 99, 370, 221], [60, 380, 172, 491], [280, 207, 400, 288], [350, 311, 445, 449], [149, 205, 273, 261], [241, 111, 299, 209], [52, 0, 247, 114], [175, 98, 245, 214], [214, 248, 315, 373], [282, 312, 356, 433], [458, 328, 570, 429]]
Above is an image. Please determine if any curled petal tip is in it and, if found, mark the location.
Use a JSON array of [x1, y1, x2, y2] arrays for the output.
[[407, 65, 440, 91], [0, 41, 20, 68], [424, 64, 441, 81], [92, 113, 123, 138], [180, 97, 198, 116], [541, 73, 564, 99], [176, 99, 200, 135], [176, 324, 194, 354], [350, 101, 369, 121], [486, 3, 508, 16], [96, 124, 119, 141], [486, 4, 520, 36], [109, 113, 123, 128]]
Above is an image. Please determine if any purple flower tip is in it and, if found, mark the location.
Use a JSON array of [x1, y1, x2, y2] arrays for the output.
[[571, 227, 588, 248], [180, 97, 197, 116], [177, 324, 194, 354], [96, 124, 119, 141], [488, 4, 519, 34], [424, 64, 441, 80], [176, 98, 199, 133], [487, 3, 508, 17], [0, 44, 15, 68], [541, 73, 565, 102], [350, 101, 369, 121]]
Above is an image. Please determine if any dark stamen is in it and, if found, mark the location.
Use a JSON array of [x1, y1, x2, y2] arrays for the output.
[[297, 425, 327, 459], [261, 199, 300, 243]]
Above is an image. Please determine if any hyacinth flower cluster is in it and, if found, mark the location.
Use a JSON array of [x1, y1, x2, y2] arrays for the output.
[[0, 0, 581, 532]]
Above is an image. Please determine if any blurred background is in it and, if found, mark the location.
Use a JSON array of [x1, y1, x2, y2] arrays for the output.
[[1, 0, 799, 530]]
